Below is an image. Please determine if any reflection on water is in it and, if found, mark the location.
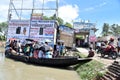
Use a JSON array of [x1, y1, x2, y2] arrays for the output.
[[0, 53, 80, 80]]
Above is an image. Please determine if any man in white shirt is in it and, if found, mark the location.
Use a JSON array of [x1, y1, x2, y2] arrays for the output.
[[44, 42, 50, 51]]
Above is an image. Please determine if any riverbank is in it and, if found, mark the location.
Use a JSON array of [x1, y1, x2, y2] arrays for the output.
[[74, 48, 117, 80], [74, 60, 105, 80], [0, 41, 5, 47], [0, 41, 107, 80], [0, 41, 5, 53], [0, 47, 5, 53]]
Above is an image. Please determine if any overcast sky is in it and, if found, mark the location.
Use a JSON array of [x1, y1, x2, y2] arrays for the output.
[[0, 0, 120, 36]]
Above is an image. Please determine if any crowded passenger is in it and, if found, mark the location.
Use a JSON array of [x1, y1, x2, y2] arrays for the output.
[[56, 42, 61, 56], [95, 41, 101, 51], [60, 43, 65, 56], [104, 38, 115, 51], [101, 41, 108, 49], [15, 40, 22, 55], [87, 47, 95, 57], [45, 47, 53, 58], [90, 42, 94, 49], [117, 38, 120, 55], [9, 47, 17, 55], [38, 50, 43, 58], [108, 38, 115, 47], [6, 38, 67, 59], [24, 44, 31, 56], [39, 46, 46, 58], [44, 42, 51, 52], [33, 50, 39, 58]]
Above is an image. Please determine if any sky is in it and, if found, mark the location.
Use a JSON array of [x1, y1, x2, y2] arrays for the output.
[[0, 0, 120, 36]]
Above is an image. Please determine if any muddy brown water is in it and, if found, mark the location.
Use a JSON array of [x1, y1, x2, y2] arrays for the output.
[[0, 52, 80, 80]]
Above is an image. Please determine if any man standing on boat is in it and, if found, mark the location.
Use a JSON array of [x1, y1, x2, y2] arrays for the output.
[[56, 42, 61, 56], [43, 41, 54, 58], [44, 42, 50, 52]]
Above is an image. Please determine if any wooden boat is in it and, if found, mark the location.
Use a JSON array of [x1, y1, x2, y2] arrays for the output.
[[5, 50, 92, 67], [28, 56, 92, 67]]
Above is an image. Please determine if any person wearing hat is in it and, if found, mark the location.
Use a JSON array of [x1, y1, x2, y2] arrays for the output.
[[108, 38, 114, 46], [44, 42, 50, 51], [107, 37, 115, 52]]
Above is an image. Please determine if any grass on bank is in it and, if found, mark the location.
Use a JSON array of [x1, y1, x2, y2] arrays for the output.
[[73, 52, 106, 80]]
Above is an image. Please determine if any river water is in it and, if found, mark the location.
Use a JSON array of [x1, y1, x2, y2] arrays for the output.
[[0, 53, 80, 80]]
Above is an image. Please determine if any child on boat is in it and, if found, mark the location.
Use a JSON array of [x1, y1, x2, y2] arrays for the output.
[[45, 47, 53, 58], [87, 47, 95, 57]]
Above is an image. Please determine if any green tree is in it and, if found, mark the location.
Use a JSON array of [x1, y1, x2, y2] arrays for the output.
[[0, 22, 8, 41], [65, 22, 73, 28], [0, 27, 2, 32], [42, 16, 49, 20], [110, 24, 120, 36], [0, 22, 8, 31], [42, 15, 64, 25], [56, 17, 64, 25], [102, 23, 110, 36]]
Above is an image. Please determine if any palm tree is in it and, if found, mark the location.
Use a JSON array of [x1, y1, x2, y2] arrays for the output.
[[102, 23, 110, 36], [110, 24, 120, 36], [42, 15, 64, 25]]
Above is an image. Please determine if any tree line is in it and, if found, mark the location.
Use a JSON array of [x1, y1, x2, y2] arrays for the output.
[[42, 15, 73, 28], [0, 22, 7, 41], [102, 23, 120, 37]]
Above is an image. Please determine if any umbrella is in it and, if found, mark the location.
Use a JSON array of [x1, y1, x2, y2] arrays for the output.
[[57, 40, 64, 43], [9, 38, 17, 41], [25, 41, 33, 45], [44, 39, 52, 43], [25, 38, 34, 42]]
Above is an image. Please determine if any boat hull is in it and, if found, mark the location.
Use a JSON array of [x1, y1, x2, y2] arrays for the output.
[[29, 57, 79, 67], [5, 51, 92, 67]]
